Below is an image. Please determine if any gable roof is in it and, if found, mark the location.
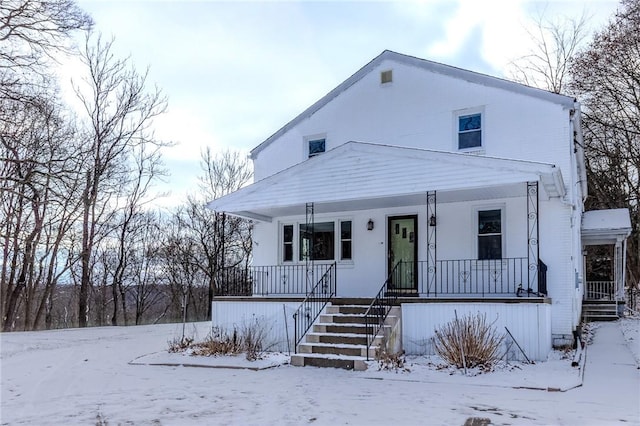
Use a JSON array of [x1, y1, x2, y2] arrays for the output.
[[209, 141, 566, 221], [250, 50, 577, 159], [582, 209, 632, 244]]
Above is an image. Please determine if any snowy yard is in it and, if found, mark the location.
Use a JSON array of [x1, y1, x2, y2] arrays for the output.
[[1, 318, 638, 425]]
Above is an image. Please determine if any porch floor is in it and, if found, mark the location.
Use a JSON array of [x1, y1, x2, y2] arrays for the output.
[[212, 296, 551, 305]]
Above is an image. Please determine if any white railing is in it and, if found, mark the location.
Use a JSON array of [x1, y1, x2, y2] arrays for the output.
[[585, 281, 615, 300]]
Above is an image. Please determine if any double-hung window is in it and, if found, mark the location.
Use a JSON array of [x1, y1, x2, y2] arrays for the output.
[[340, 221, 352, 260], [282, 225, 294, 262], [457, 112, 482, 150], [478, 209, 502, 260]]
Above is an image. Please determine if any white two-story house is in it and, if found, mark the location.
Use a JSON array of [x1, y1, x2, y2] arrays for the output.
[[207, 50, 629, 368]]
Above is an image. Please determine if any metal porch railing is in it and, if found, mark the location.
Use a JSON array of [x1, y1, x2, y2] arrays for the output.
[[364, 262, 401, 360], [391, 257, 545, 297], [215, 263, 335, 296], [292, 262, 337, 350]]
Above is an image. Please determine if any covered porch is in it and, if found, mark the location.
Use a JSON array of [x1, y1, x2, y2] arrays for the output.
[[582, 209, 632, 304], [208, 142, 565, 301]]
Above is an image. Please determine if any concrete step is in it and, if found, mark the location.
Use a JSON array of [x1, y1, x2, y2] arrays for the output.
[[290, 353, 368, 371], [305, 332, 382, 346], [298, 342, 369, 357], [314, 323, 385, 335], [326, 305, 383, 315], [319, 313, 398, 325]]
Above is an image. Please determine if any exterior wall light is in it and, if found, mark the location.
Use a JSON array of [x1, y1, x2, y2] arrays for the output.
[[430, 214, 437, 227], [367, 219, 374, 231]]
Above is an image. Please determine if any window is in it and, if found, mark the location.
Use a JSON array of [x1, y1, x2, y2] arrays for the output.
[[380, 69, 393, 84], [340, 221, 352, 260], [283, 225, 293, 261], [478, 209, 502, 260], [308, 138, 325, 158], [458, 113, 482, 150], [299, 222, 334, 261]]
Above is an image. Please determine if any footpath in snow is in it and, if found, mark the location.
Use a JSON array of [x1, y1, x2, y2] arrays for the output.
[[1, 318, 639, 425]]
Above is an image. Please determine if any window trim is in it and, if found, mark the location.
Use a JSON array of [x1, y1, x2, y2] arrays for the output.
[[454, 107, 485, 152]]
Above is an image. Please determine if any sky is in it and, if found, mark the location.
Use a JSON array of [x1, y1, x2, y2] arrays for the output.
[[61, 0, 621, 207]]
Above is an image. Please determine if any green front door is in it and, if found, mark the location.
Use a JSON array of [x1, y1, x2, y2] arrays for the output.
[[388, 215, 418, 293]]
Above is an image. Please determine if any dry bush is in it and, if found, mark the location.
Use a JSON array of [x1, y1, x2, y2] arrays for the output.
[[241, 319, 268, 361], [170, 320, 269, 361], [190, 327, 243, 356], [167, 336, 194, 353], [433, 312, 504, 369], [375, 348, 409, 372]]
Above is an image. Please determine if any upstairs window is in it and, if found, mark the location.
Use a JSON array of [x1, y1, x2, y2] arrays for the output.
[[478, 209, 502, 260], [458, 113, 482, 150], [308, 138, 326, 158], [380, 69, 393, 84]]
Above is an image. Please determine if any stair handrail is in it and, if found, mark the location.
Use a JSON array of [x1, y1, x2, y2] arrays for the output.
[[364, 261, 401, 360], [292, 262, 337, 352]]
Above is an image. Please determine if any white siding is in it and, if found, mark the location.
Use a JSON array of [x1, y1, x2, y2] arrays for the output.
[[402, 302, 552, 361], [212, 301, 300, 353], [254, 60, 572, 184]]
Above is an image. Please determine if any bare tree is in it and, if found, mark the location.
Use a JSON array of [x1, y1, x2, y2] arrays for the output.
[[507, 10, 589, 93], [569, 0, 640, 289], [73, 32, 168, 327], [0, 0, 92, 99], [0, 86, 83, 331], [195, 148, 252, 317]]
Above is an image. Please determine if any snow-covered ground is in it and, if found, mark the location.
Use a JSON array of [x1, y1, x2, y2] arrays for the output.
[[1, 318, 638, 425]]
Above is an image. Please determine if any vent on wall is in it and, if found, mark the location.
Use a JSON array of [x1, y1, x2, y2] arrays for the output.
[[380, 69, 393, 84]]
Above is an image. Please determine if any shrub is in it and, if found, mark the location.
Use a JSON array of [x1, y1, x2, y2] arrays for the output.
[[190, 327, 243, 357], [433, 312, 504, 369], [167, 336, 194, 353], [169, 320, 270, 361], [375, 348, 409, 372], [241, 319, 268, 361]]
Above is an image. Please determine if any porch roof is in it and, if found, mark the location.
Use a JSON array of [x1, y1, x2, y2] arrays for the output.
[[207, 142, 566, 222], [582, 208, 632, 244]]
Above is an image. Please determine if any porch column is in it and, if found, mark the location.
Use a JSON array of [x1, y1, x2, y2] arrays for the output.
[[305, 202, 314, 293], [527, 182, 539, 292], [426, 191, 436, 295], [615, 239, 625, 300]]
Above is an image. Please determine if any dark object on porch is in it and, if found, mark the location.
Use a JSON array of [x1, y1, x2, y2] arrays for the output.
[[538, 259, 547, 295], [516, 260, 547, 297]]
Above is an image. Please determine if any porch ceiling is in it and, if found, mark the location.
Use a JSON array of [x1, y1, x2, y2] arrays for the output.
[[207, 142, 566, 222]]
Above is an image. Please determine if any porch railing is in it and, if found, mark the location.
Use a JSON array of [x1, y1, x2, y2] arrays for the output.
[[364, 261, 400, 360], [392, 257, 542, 297], [215, 263, 335, 296], [292, 262, 337, 351], [585, 281, 616, 301]]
